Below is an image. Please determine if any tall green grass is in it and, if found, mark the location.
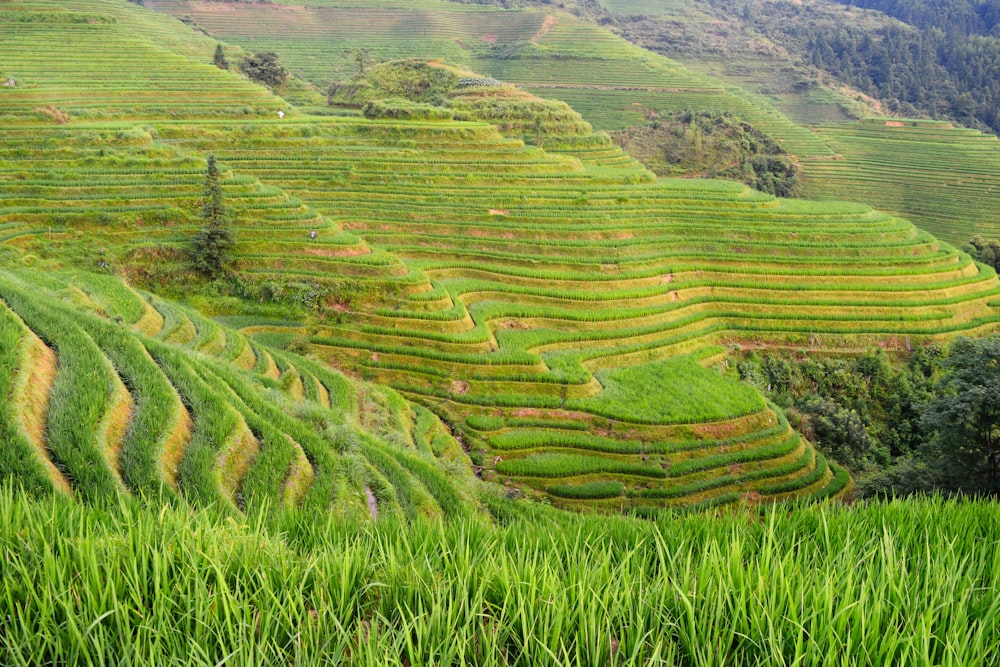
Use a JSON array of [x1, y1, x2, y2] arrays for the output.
[[2, 487, 998, 666]]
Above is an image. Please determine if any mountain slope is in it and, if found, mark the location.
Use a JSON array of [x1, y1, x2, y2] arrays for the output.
[[0, 268, 479, 519]]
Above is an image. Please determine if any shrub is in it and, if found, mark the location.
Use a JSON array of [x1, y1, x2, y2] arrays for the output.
[[240, 52, 288, 88]]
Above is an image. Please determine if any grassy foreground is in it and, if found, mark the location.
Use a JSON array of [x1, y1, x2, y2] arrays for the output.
[[2, 487, 998, 666]]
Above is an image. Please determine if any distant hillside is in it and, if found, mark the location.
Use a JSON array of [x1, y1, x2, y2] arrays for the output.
[[598, 0, 1000, 135]]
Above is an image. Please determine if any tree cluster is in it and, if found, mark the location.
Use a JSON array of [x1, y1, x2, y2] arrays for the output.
[[240, 51, 289, 89], [213, 44, 229, 71], [612, 111, 800, 196], [964, 235, 1000, 272], [739, 337, 1000, 497], [717, 0, 1000, 133]]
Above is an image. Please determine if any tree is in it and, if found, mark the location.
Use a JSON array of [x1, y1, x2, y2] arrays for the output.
[[213, 44, 229, 71], [964, 235, 1000, 272], [922, 336, 1000, 493], [240, 52, 288, 88], [190, 155, 234, 278], [798, 396, 880, 470]]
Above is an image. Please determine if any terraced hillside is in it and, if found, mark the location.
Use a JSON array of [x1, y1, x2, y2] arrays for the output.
[[147, 101, 995, 508], [2, 0, 1000, 511], [0, 0, 291, 120], [138, 0, 1000, 246], [0, 124, 401, 296], [801, 119, 1000, 245], [142, 0, 836, 158], [0, 268, 478, 520]]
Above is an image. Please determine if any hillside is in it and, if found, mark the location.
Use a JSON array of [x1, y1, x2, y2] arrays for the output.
[[140, 0, 1000, 250], [2, 3, 1000, 665], [0, 267, 479, 519], [141, 0, 837, 157], [801, 119, 1000, 244]]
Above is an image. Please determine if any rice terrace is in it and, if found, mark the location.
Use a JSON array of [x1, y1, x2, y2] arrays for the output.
[[1, 0, 999, 664]]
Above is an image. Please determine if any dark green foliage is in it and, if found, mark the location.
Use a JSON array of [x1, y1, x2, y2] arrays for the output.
[[965, 235, 1000, 272], [922, 336, 1000, 493], [748, 155, 799, 198], [739, 347, 939, 457], [240, 51, 288, 88], [738, 347, 940, 494], [190, 156, 234, 278], [329, 59, 460, 107], [213, 44, 228, 71], [741, 341, 1000, 497], [797, 397, 877, 470], [613, 111, 800, 196], [723, 0, 1000, 133]]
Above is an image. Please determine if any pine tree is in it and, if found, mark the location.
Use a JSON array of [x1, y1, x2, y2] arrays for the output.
[[214, 44, 228, 70], [191, 155, 235, 278]]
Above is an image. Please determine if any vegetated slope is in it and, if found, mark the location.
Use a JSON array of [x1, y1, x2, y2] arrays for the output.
[[155, 88, 996, 509], [600, 0, 893, 123], [4, 490, 1000, 665], [1, 0, 998, 510], [0, 0, 291, 120], [0, 124, 404, 298], [800, 119, 1000, 245], [141, 0, 836, 157], [139, 0, 1000, 248], [0, 268, 478, 519]]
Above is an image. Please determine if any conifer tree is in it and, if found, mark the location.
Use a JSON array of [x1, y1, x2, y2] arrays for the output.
[[214, 44, 229, 70], [191, 155, 234, 278]]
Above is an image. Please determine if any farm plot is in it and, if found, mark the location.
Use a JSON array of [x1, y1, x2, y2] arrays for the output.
[[154, 96, 997, 506], [0, 268, 476, 519], [801, 119, 1000, 245], [0, 1, 285, 121], [141, 0, 835, 157], [0, 0, 995, 508]]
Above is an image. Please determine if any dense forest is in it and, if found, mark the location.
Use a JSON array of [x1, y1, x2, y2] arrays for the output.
[[738, 335, 1000, 498], [699, 0, 1000, 132], [805, 7, 1000, 131], [603, 0, 1000, 135]]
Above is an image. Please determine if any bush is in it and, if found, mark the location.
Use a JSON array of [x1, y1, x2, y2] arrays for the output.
[[240, 52, 288, 88]]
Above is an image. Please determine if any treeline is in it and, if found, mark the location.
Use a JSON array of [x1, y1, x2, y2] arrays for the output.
[[738, 335, 1000, 498], [714, 0, 1000, 133], [843, 0, 1000, 37], [804, 20, 1000, 132]]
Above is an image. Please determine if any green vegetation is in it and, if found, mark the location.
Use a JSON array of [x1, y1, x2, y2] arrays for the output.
[[0, 267, 477, 520], [240, 51, 289, 89], [966, 235, 1000, 272], [923, 336, 1000, 491], [613, 111, 801, 196], [213, 43, 228, 70], [190, 155, 235, 278], [1, 0, 998, 510], [738, 337, 1000, 497], [3, 488, 999, 665], [800, 120, 1000, 244], [582, 354, 764, 424], [1, 1, 1000, 661]]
